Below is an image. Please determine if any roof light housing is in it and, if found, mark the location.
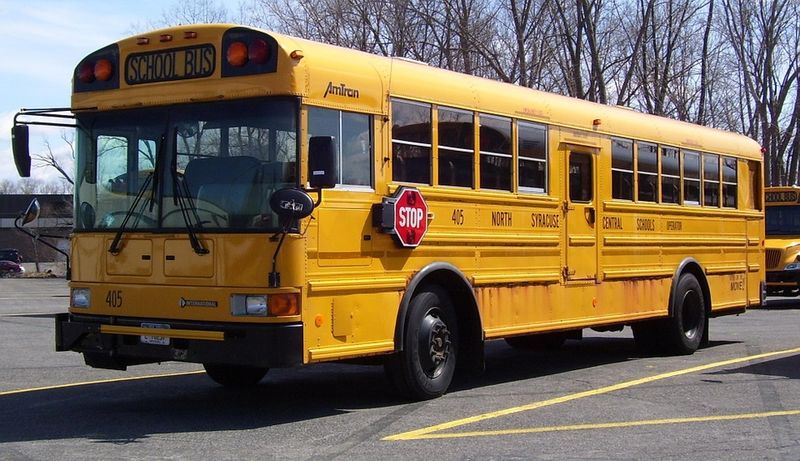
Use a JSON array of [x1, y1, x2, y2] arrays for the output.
[[221, 28, 278, 77], [73, 44, 120, 93]]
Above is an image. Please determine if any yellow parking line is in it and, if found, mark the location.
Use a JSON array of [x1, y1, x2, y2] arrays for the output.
[[405, 409, 800, 440], [0, 370, 205, 397], [384, 346, 800, 441]]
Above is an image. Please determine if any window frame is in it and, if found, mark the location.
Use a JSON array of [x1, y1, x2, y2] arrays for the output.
[[683, 150, 701, 206], [611, 137, 634, 201], [390, 98, 432, 185], [479, 113, 512, 192], [437, 105, 475, 189], [307, 106, 374, 191], [517, 120, 549, 194]]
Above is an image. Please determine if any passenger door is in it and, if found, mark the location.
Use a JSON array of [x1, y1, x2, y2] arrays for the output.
[[564, 150, 597, 281]]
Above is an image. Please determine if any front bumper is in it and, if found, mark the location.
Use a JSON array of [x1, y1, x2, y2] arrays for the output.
[[766, 270, 800, 286], [55, 313, 303, 370]]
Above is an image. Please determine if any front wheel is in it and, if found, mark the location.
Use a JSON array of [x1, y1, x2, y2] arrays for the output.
[[385, 286, 459, 400], [203, 364, 269, 387]]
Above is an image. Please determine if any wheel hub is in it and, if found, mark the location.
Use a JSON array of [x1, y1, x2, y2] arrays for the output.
[[418, 311, 451, 378]]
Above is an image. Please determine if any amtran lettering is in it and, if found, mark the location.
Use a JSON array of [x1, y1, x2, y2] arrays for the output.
[[324, 82, 360, 99]]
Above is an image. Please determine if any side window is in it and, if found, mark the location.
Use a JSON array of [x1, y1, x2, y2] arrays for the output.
[[518, 121, 548, 193], [612, 138, 633, 200], [479, 114, 512, 191], [722, 156, 737, 208], [391, 99, 431, 184], [308, 107, 372, 187], [569, 153, 593, 202], [747, 160, 762, 210], [637, 141, 657, 202], [661, 146, 680, 204], [438, 106, 474, 188], [683, 150, 701, 206], [703, 153, 720, 207]]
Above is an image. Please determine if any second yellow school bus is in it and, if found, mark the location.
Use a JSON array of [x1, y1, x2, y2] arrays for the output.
[[13, 24, 764, 399], [765, 186, 800, 295]]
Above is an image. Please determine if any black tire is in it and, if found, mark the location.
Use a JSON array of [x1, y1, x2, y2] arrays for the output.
[[385, 286, 459, 400], [505, 332, 567, 350], [661, 273, 706, 355], [203, 364, 269, 387]]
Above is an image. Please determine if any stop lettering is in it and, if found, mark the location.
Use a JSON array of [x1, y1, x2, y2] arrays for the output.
[[392, 187, 428, 247]]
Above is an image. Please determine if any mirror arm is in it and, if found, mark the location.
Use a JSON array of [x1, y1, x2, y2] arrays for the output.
[[14, 216, 71, 280], [268, 222, 291, 288]]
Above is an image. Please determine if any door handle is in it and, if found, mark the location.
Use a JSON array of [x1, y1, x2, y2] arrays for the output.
[[585, 207, 595, 225]]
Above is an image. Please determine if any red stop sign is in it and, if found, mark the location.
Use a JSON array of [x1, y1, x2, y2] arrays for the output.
[[392, 187, 428, 247]]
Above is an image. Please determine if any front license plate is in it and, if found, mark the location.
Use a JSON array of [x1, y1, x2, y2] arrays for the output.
[[140, 322, 170, 346]]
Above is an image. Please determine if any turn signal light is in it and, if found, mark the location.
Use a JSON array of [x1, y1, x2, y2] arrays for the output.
[[268, 293, 299, 316], [226, 41, 248, 67], [94, 59, 114, 81]]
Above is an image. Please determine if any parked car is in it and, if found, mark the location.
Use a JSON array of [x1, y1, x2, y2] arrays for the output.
[[0, 260, 25, 277], [0, 248, 22, 263]]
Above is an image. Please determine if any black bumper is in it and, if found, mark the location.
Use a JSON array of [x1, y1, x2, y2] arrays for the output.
[[55, 313, 303, 370], [766, 271, 800, 285]]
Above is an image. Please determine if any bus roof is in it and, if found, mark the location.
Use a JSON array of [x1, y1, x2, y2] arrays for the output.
[[74, 24, 762, 161]]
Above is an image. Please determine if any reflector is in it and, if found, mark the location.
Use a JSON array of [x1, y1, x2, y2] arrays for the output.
[[248, 39, 270, 64], [226, 41, 248, 67]]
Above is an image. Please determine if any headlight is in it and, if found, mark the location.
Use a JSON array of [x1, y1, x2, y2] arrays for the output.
[[246, 296, 268, 315], [231, 295, 267, 316], [785, 263, 800, 271], [71, 288, 91, 308]]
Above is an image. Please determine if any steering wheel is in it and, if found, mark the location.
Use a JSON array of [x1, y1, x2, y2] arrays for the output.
[[97, 211, 158, 229], [162, 208, 229, 227]]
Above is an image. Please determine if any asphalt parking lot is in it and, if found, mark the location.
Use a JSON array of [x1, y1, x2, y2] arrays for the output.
[[0, 278, 798, 460]]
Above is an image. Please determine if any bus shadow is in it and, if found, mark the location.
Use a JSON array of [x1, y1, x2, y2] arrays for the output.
[[452, 336, 739, 392], [0, 335, 739, 444], [762, 297, 800, 310], [707, 353, 800, 380]]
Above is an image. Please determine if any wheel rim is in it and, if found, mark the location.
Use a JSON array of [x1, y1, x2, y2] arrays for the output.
[[681, 289, 702, 339], [417, 308, 451, 379]]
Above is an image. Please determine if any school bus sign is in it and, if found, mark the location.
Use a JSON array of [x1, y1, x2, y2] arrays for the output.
[[375, 187, 429, 248]]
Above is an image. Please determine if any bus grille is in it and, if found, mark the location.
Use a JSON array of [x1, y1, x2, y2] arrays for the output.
[[766, 249, 783, 270]]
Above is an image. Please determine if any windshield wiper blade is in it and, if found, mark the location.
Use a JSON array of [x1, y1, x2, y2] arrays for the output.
[[172, 171, 209, 255], [108, 172, 154, 255]]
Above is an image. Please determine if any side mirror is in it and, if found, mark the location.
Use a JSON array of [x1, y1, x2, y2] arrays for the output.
[[308, 136, 337, 189], [12, 125, 31, 177], [269, 188, 315, 221], [20, 198, 40, 225]]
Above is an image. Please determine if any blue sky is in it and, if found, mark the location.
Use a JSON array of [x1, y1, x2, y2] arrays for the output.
[[0, 0, 171, 184]]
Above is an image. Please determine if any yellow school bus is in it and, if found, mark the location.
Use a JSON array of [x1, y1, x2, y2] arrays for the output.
[[764, 186, 800, 295], [12, 24, 764, 400]]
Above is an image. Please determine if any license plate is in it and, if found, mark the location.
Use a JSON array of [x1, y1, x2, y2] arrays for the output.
[[140, 322, 170, 346]]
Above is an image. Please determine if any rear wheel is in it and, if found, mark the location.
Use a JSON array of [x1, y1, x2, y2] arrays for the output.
[[203, 364, 269, 387], [385, 286, 459, 400], [633, 273, 706, 355], [662, 273, 706, 355]]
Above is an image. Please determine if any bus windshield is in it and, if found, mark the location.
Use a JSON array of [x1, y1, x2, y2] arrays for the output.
[[766, 205, 800, 236], [74, 98, 298, 233]]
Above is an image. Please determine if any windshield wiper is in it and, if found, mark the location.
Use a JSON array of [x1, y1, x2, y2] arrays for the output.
[[108, 172, 155, 255], [171, 170, 209, 255]]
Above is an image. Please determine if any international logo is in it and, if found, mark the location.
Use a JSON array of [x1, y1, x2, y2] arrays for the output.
[[179, 297, 218, 308]]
